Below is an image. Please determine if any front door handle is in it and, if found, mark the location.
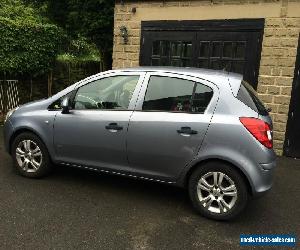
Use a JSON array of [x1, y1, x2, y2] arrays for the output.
[[105, 123, 123, 132], [177, 127, 198, 135]]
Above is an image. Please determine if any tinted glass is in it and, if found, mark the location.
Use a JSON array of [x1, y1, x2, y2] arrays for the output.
[[223, 42, 233, 58], [171, 60, 181, 67], [197, 40, 247, 76], [192, 84, 214, 113], [199, 42, 210, 58], [150, 40, 193, 67], [182, 42, 192, 58], [48, 91, 74, 110], [232, 61, 244, 74], [161, 41, 170, 56], [152, 41, 160, 56], [236, 42, 246, 59], [237, 80, 268, 115], [143, 76, 213, 113], [73, 75, 140, 110], [171, 41, 181, 57], [198, 60, 209, 68], [212, 42, 222, 57]]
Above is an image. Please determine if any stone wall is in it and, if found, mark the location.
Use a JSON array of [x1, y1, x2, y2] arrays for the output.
[[113, 0, 300, 155], [258, 17, 300, 154]]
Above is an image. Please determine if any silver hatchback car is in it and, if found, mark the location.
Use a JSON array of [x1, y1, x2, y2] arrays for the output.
[[3, 67, 276, 220]]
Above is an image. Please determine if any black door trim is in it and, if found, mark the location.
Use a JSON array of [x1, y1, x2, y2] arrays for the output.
[[284, 33, 300, 157], [141, 19, 265, 31]]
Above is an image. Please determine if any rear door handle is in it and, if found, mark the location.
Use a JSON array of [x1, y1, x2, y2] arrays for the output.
[[177, 127, 198, 135], [105, 123, 123, 132]]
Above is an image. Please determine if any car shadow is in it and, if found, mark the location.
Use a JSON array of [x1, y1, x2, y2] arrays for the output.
[[46, 164, 267, 223]]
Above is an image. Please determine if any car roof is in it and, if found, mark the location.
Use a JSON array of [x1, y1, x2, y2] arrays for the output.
[[112, 66, 243, 96], [120, 66, 227, 75]]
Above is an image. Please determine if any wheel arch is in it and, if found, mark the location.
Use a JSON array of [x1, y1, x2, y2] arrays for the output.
[[182, 158, 254, 195], [9, 127, 49, 156]]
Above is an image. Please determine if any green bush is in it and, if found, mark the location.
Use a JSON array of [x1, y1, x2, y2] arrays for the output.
[[0, 0, 63, 75]]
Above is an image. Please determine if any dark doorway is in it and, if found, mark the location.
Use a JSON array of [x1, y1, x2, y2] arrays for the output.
[[140, 19, 264, 89], [284, 33, 300, 158]]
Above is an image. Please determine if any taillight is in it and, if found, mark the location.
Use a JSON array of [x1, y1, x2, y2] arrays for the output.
[[239, 117, 273, 149]]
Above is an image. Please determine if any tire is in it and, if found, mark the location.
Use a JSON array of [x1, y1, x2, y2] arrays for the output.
[[188, 161, 248, 221], [11, 132, 52, 178]]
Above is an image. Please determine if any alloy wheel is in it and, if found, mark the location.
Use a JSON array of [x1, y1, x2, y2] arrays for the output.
[[15, 140, 43, 173], [197, 171, 238, 214]]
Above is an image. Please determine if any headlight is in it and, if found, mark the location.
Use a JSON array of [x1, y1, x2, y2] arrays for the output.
[[4, 107, 19, 123]]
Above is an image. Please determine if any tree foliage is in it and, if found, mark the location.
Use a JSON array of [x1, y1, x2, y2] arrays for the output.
[[57, 36, 101, 63], [65, 0, 114, 65], [0, 0, 63, 75], [0, 0, 115, 74], [30, 0, 114, 69]]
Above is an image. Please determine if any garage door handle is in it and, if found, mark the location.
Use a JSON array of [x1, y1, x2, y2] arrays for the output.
[[105, 123, 123, 132], [177, 127, 198, 135]]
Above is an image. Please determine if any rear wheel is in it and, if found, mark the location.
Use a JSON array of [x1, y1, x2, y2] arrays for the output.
[[12, 132, 52, 178], [188, 161, 248, 220]]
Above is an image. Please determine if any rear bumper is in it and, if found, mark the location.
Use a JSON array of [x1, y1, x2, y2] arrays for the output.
[[251, 160, 276, 197], [260, 161, 277, 170]]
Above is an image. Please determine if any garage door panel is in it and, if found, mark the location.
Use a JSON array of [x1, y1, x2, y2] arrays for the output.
[[141, 31, 197, 68], [140, 19, 264, 89]]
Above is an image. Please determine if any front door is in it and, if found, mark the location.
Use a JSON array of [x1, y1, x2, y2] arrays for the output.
[[126, 73, 218, 181], [140, 19, 264, 89], [54, 73, 144, 170], [284, 34, 300, 158]]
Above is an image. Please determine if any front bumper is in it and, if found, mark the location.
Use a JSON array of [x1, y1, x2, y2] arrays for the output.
[[3, 119, 14, 154]]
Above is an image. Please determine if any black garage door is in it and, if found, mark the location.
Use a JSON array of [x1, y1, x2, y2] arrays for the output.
[[140, 19, 264, 89], [284, 33, 300, 158]]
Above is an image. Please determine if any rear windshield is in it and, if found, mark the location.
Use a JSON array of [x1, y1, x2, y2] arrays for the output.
[[237, 81, 269, 116]]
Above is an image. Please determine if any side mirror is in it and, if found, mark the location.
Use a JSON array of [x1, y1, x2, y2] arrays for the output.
[[61, 97, 71, 114]]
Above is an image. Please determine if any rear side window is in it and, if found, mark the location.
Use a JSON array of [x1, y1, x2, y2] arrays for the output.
[[237, 80, 268, 116], [142, 76, 213, 113]]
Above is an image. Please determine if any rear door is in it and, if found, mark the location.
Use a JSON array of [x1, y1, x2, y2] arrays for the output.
[[126, 72, 218, 181]]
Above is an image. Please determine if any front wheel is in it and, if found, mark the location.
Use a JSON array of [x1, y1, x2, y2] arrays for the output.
[[188, 161, 248, 220], [12, 132, 52, 178]]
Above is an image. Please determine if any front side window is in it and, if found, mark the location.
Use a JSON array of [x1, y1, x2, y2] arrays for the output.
[[48, 91, 74, 110], [142, 76, 213, 113], [73, 75, 140, 110]]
